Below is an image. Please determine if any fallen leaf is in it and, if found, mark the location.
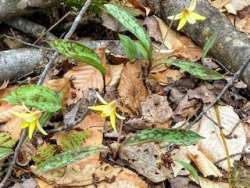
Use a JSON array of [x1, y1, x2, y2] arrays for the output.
[[187, 145, 222, 177], [0, 105, 27, 123], [107, 64, 124, 87], [187, 85, 216, 104], [143, 16, 162, 42], [155, 17, 201, 61], [0, 117, 22, 140], [118, 62, 148, 115], [191, 176, 229, 188], [141, 94, 173, 124], [225, 0, 250, 14], [150, 69, 183, 86], [193, 105, 247, 171]]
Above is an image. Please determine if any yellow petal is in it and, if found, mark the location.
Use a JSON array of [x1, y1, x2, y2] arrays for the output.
[[190, 12, 206, 21], [116, 113, 125, 120], [96, 92, 107, 104], [110, 111, 117, 132], [167, 13, 183, 20], [28, 123, 36, 139], [188, 0, 197, 11], [187, 14, 197, 24], [177, 16, 188, 30], [88, 104, 106, 112], [12, 112, 30, 119], [36, 121, 48, 136], [20, 122, 30, 128]]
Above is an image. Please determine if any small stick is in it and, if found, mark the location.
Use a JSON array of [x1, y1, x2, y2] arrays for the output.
[[0, 1, 93, 187]]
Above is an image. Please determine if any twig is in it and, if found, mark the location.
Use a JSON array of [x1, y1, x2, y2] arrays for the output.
[[0, 1, 93, 187], [215, 151, 250, 165], [185, 59, 250, 129]]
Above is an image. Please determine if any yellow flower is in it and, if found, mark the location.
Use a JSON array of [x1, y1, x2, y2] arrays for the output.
[[12, 110, 47, 139], [88, 92, 125, 132], [168, 0, 206, 30]]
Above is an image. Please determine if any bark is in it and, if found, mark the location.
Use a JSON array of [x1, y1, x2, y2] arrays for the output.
[[143, 0, 250, 88], [0, 0, 59, 21], [0, 48, 48, 82], [5, 17, 56, 40]]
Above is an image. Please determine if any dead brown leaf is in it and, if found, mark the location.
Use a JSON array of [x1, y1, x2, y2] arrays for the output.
[[118, 62, 148, 115], [0, 117, 22, 140], [0, 105, 27, 123]]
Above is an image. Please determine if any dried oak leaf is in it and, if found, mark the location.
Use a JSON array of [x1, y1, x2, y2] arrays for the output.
[[118, 62, 148, 115], [0, 104, 27, 123]]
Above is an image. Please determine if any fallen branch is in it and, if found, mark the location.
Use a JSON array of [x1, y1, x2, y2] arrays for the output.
[[144, 0, 250, 88], [0, 0, 59, 21]]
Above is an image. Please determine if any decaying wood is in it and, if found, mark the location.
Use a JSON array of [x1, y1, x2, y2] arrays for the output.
[[144, 0, 250, 88], [0, 48, 48, 82], [0, 0, 59, 21]]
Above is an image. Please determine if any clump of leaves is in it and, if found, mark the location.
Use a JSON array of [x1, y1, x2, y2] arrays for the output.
[[32, 144, 57, 166], [104, 4, 152, 60], [59, 130, 88, 151], [4, 85, 62, 113], [63, 0, 107, 13]]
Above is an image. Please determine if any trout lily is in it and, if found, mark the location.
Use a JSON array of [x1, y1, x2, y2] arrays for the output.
[[88, 92, 125, 132], [12, 108, 47, 139], [168, 0, 206, 30]]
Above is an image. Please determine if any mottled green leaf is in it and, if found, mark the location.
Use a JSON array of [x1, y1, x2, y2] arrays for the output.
[[32, 144, 57, 166], [165, 59, 223, 80], [124, 128, 203, 146], [104, 4, 151, 58], [4, 85, 62, 113], [135, 41, 149, 59], [0, 133, 16, 160], [59, 130, 88, 151], [177, 160, 199, 182], [38, 146, 100, 172], [0, 147, 13, 160], [202, 33, 217, 61], [119, 34, 137, 60], [50, 40, 105, 75]]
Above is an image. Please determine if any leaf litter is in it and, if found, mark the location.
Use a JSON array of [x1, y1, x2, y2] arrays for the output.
[[0, 1, 250, 188]]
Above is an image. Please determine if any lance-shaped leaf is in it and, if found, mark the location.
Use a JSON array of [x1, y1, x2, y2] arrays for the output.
[[104, 4, 151, 58], [202, 33, 217, 61], [50, 40, 106, 75], [119, 34, 137, 60], [4, 85, 62, 113], [124, 128, 203, 146], [165, 59, 223, 80], [0, 147, 13, 160], [38, 146, 102, 172], [177, 160, 200, 182]]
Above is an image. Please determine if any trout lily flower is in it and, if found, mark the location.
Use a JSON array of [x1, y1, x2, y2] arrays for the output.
[[88, 92, 125, 132], [12, 108, 47, 139], [168, 0, 206, 30]]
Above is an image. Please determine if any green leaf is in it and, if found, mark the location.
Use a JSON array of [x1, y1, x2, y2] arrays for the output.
[[124, 128, 203, 146], [0, 133, 16, 160], [59, 130, 88, 151], [202, 33, 217, 61], [177, 160, 199, 182], [0, 147, 13, 160], [104, 4, 151, 58], [135, 41, 149, 59], [119, 34, 137, 60], [49, 40, 106, 75], [38, 146, 100, 172], [32, 144, 57, 166], [4, 85, 62, 113], [165, 59, 223, 80]]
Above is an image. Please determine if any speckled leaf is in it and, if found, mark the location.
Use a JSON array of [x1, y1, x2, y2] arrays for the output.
[[50, 40, 105, 75], [119, 34, 137, 60], [38, 146, 99, 172], [202, 33, 217, 61], [165, 60, 223, 80], [124, 128, 203, 146], [104, 4, 151, 58], [177, 160, 199, 182], [4, 85, 62, 113]]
